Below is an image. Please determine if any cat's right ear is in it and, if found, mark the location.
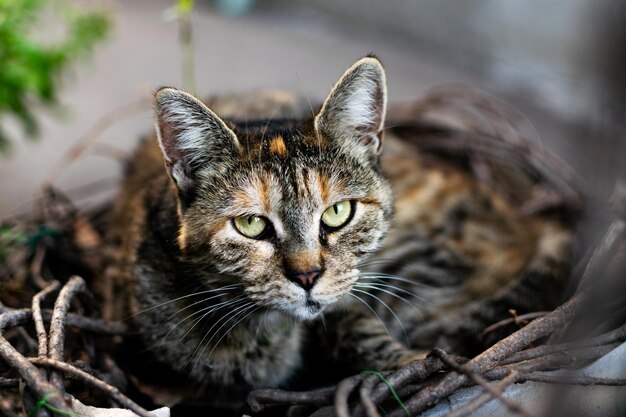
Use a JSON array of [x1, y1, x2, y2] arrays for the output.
[[315, 56, 387, 160], [154, 88, 240, 200]]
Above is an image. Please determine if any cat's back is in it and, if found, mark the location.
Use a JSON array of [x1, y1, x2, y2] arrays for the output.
[[372, 132, 573, 352]]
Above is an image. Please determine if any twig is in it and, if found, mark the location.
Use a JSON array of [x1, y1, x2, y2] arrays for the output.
[[389, 292, 585, 417], [48, 276, 86, 390], [502, 323, 626, 365], [367, 354, 460, 409], [517, 372, 626, 386], [484, 343, 620, 380], [482, 312, 548, 337], [0, 310, 71, 413], [46, 310, 127, 335], [45, 96, 150, 184], [359, 374, 383, 417], [30, 358, 153, 417], [443, 370, 520, 417], [335, 375, 367, 417], [0, 305, 126, 336], [247, 387, 335, 413], [431, 349, 534, 417], [32, 281, 60, 359]]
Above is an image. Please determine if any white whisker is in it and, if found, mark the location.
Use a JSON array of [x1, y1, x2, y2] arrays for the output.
[[357, 273, 432, 288], [352, 288, 410, 346], [347, 292, 393, 339], [186, 301, 255, 368], [128, 283, 241, 318], [354, 283, 424, 311], [355, 279, 430, 304], [164, 291, 246, 322], [205, 305, 261, 361], [164, 296, 249, 345]]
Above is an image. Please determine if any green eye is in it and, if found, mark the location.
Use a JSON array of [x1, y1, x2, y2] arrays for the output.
[[321, 200, 353, 229], [233, 215, 270, 239]]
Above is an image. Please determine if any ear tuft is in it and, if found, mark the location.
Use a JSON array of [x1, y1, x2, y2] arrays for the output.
[[315, 56, 387, 158], [154, 88, 240, 200]]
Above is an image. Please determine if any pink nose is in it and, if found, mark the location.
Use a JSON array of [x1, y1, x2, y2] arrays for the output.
[[287, 269, 322, 291]]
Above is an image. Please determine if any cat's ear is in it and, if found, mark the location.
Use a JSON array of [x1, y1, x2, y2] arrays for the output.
[[154, 87, 240, 199], [315, 56, 387, 158]]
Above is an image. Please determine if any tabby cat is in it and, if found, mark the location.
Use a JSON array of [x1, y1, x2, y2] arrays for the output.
[[107, 56, 572, 411]]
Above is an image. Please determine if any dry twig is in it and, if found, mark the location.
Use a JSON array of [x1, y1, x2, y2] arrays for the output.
[[431, 349, 533, 417], [442, 370, 520, 417], [48, 276, 86, 390], [0, 310, 72, 413], [30, 358, 153, 417], [32, 281, 60, 359]]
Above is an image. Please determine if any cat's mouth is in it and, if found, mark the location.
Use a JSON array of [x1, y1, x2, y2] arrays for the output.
[[288, 296, 325, 321]]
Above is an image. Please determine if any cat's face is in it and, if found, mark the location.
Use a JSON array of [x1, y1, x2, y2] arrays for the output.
[[154, 57, 391, 320]]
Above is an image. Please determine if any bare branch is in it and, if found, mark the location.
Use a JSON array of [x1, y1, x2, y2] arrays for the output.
[[443, 370, 520, 417], [432, 349, 534, 417], [32, 281, 60, 359], [30, 358, 153, 417], [48, 276, 86, 390], [0, 310, 70, 413]]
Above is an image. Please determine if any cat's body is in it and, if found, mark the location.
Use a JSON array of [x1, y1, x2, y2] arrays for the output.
[[107, 58, 572, 411]]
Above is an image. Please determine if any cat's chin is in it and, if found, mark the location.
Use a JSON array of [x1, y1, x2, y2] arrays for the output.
[[281, 299, 326, 321]]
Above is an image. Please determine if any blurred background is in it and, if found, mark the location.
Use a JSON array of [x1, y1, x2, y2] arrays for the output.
[[0, 0, 625, 217]]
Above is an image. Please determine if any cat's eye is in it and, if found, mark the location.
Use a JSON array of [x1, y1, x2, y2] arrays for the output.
[[321, 200, 353, 230], [233, 215, 271, 239]]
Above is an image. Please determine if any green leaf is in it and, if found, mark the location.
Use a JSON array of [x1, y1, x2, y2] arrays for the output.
[[0, 0, 111, 153]]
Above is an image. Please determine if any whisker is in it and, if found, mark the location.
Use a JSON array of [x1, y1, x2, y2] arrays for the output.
[[347, 292, 393, 340], [164, 291, 245, 322], [355, 279, 430, 304], [164, 296, 249, 345], [205, 305, 261, 361], [352, 288, 410, 346], [356, 258, 399, 267], [356, 273, 432, 288], [319, 311, 327, 332], [354, 283, 425, 312], [166, 298, 250, 339], [255, 310, 269, 339], [187, 301, 255, 368], [128, 283, 241, 318]]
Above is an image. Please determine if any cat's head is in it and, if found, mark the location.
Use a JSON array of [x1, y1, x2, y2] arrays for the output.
[[154, 57, 392, 320]]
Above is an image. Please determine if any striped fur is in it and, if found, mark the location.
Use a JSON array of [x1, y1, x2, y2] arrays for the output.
[[107, 56, 573, 411]]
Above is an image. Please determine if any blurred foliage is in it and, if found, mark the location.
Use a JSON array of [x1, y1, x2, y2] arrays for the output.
[[0, 0, 110, 152], [0, 225, 26, 264]]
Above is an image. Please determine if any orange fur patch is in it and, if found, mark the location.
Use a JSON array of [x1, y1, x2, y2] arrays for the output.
[[269, 136, 288, 157], [233, 188, 254, 208], [286, 250, 321, 272], [258, 176, 271, 213], [317, 172, 330, 203]]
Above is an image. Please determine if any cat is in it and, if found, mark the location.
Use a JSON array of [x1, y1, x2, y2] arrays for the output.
[[106, 56, 573, 412]]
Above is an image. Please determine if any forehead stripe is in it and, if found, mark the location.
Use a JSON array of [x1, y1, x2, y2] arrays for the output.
[[269, 136, 288, 157]]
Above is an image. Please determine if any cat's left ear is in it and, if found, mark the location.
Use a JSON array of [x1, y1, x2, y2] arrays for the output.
[[315, 56, 387, 158], [154, 87, 240, 202]]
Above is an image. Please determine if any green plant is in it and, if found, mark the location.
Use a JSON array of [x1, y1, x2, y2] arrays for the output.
[[0, 0, 110, 152]]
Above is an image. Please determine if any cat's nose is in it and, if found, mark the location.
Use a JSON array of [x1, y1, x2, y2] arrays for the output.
[[287, 269, 323, 291]]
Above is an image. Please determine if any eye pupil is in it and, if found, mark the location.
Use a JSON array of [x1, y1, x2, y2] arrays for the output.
[[233, 215, 271, 239], [321, 200, 353, 231]]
